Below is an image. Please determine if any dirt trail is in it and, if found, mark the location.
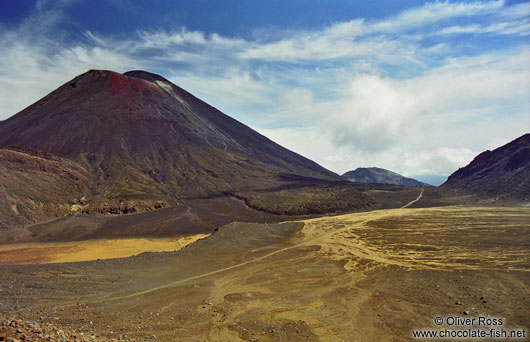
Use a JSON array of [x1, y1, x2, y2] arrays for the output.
[[401, 187, 424, 208], [81, 240, 304, 305]]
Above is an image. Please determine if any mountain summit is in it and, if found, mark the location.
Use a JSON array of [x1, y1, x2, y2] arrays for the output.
[[0, 70, 343, 223]]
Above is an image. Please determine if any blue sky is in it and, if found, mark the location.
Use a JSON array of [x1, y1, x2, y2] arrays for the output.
[[1, 0, 529, 184]]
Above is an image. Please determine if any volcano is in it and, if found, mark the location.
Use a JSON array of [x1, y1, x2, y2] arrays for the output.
[[0, 70, 348, 226]]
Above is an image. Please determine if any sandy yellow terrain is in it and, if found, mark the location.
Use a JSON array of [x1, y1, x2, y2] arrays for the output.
[[1, 206, 529, 341], [302, 205, 530, 271], [0, 235, 209, 264]]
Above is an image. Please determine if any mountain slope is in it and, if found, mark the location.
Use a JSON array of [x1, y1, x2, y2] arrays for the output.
[[0, 69, 349, 225], [441, 134, 530, 201], [342, 167, 428, 187], [0, 148, 90, 228]]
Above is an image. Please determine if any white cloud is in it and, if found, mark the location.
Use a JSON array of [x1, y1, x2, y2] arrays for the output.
[[239, 0, 518, 63], [439, 21, 530, 36], [371, 0, 503, 33], [499, 2, 530, 19], [297, 49, 529, 153], [138, 29, 207, 48], [330, 74, 418, 151]]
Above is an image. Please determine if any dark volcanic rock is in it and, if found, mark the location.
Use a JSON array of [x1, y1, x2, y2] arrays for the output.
[[342, 167, 429, 187], [441, 133, 530, 201], [0, 148, 90, 227]]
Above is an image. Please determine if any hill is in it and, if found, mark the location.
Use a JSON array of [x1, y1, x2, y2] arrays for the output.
[[342, 167, 429, 187], [441, 133, 530, 201]]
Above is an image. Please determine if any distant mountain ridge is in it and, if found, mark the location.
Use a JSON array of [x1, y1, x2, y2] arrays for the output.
[[441, 133, 530, 201], [342, 167, 429, 187]]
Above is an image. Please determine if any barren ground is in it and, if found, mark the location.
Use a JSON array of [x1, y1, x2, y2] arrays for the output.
[[1, 206, 529, 341], [0, 235, 209, 265]]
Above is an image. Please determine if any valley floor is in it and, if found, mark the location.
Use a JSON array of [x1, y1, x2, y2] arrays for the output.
[[1, 206, 529, 341]]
